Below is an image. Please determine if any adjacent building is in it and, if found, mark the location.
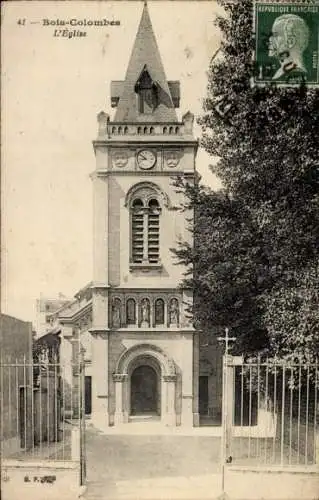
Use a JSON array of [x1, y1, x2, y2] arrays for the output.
[[0, 313, 33, 454], [35, 294, 72, 338]]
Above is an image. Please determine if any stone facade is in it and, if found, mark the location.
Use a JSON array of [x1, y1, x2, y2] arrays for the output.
[[54, 3, 223, 429], [90, 3, 199, 429]]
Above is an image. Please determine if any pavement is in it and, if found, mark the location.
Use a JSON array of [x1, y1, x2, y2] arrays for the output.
[[83, 423, 223, 500]]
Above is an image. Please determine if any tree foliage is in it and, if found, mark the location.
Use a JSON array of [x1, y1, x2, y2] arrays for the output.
[[173, 0, 319, 359]]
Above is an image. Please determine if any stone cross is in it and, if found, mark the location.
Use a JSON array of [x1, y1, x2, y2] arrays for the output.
[[217, 327, 236, 356]]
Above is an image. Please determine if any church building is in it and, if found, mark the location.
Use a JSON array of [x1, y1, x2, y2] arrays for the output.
[[54, 3, 223, 429]]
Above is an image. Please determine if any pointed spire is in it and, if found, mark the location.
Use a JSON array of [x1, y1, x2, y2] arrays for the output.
[[113, 3, 178, 122]]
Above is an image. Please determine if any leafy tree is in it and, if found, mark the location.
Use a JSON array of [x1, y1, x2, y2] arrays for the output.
[[173, 0, 319, 359], [263, 263, 319, 364]]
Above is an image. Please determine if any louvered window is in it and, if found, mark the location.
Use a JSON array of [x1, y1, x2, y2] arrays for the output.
[[130, 196, 161, 265], [132, 199, 144, 263], [147, 199, 160, 263], [135, 66, 158, 115]]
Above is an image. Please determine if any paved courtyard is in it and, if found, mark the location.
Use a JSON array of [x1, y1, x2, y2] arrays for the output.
[[83, 424, 222, 500]]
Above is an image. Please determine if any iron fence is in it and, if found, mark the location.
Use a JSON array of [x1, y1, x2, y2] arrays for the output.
[[0, 355, 86, 471], [223, 356, 319, 467]]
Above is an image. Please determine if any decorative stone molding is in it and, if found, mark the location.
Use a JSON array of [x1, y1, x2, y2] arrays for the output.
[[116, 343, 176, 376], [113, 373, 128, 383], [163, 375, 177, 383], [164, 149, 183, 168], [124, 181, 171, 209], [91, 282, 110, 290], [108, 290, 183, 329], [111, 149, 129, 168], [129, 262, 163, 272], [88, 328, 109, 339]]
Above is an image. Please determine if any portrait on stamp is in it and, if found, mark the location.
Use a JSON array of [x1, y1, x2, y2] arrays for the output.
[[254, 1, 319, 86]]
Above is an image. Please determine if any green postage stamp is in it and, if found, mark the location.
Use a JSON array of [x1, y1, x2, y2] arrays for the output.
[[253, 0, 319, 86]]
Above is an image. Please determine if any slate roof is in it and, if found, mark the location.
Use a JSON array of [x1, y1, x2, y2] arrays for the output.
[[113, 3, 178, 123]]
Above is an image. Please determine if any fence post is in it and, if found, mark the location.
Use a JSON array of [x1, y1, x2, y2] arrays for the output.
[[220, 354, 235, 500], [79, 347, 86, 485], [219, 329, 236, 499], [71, 426, 80, 461], [224, 355, 234, 461]]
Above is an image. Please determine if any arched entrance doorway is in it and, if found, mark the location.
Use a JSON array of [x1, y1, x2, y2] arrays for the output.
[[114, 343, 176, 425], [130, 365, 159, 415]]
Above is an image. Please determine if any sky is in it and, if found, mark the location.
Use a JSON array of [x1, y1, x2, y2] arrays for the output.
[[1, 0, 223, 326]]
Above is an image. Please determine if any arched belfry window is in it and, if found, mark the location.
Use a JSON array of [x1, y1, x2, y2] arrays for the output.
[[135, 65, 158, 115], [147, 199, 160, 263], [131, 199, 144, 263], [130, 187, 162, 265]]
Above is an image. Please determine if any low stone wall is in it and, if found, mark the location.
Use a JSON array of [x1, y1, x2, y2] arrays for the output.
[[225, 466, 319, 500], [1, 460, 83, 500], [1, 436, 20, 457]]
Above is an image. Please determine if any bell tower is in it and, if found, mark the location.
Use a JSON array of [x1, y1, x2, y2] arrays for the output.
[[90, 2, 199, 428]]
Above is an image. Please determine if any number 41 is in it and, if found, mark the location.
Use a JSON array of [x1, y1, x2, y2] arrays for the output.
[[17, 19, 26, 26]]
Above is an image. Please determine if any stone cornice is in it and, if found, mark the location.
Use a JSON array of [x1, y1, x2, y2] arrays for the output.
[[113, 373, 128, 382], [108, 286, 192, 292], [93, 138, 198, 148], [108, 121, 185, 126], [163, 374, 177, 382], [91, 282, 110, 289], [111, 327, 195, 334], [90, 170, 195, 179], [58, 301, 92, 323], [89, 328, 110, 338]]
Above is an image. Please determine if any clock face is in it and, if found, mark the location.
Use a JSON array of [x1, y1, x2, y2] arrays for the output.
[[137, 150, 156, 170]]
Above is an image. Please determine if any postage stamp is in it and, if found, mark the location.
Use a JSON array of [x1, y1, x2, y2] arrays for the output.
[[253, 0, 319, 86]]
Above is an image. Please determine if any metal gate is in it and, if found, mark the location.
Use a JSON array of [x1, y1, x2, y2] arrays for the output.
[[220, 350, 319, 495], [0, 348, 87, 486]]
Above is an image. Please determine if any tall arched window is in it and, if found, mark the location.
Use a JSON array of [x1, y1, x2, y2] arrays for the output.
[[147, 199, 160, 263], [131, 199, 144, 263], [130, 189, 162, 265]]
